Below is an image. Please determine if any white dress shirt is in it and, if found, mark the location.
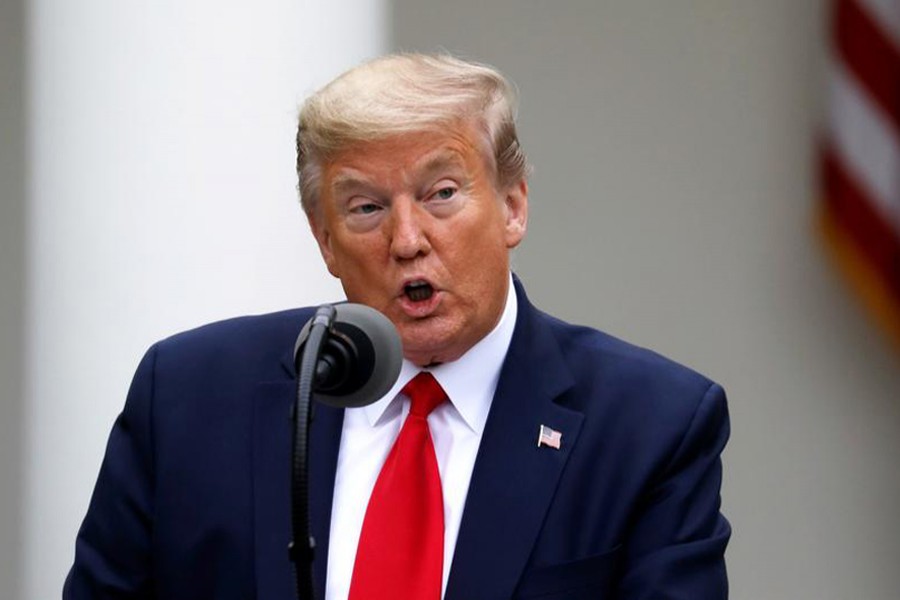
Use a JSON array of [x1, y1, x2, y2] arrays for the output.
[[325, 276, 518, 600]]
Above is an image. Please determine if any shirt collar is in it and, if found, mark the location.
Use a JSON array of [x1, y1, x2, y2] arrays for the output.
[[361, 273, 518, 434]]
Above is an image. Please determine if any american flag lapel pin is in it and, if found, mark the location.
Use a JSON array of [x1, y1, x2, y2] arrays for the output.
[[537, 425, 562, 450]]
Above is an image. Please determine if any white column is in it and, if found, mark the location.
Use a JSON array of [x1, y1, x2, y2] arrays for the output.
[[23, 1, 387, 598]]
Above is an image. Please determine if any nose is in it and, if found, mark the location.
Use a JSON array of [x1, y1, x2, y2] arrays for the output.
[[388, 198, 431, 260]]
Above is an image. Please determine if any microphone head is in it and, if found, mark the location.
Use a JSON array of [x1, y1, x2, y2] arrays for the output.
[[294, 303, 402, 408]]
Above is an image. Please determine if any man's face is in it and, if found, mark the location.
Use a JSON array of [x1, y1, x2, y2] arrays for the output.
[[309, 124, 528, 366]]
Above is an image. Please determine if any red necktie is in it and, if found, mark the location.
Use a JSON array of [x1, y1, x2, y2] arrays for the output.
[[348, 372, 446, 600]]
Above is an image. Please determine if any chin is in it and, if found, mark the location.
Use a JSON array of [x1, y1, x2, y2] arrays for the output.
[[401, 339, 442, 365], [399, 331, 454, 366]]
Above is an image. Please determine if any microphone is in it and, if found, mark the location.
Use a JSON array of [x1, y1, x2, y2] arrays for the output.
[[293, 303, 402, 408], [290, 303, 401, 598]]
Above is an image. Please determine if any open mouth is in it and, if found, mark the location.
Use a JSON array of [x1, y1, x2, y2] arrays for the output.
[[404, 280, 434, 303]]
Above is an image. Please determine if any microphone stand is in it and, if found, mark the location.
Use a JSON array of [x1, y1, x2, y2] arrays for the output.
[[290, 305, 336, 600], [288, 302, 401, 600]]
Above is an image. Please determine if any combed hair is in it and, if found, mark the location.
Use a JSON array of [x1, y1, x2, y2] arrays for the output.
[[296, 53, 529, 215]]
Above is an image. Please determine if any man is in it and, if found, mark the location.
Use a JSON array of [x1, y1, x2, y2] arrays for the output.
[[65, 54, 730, 599]]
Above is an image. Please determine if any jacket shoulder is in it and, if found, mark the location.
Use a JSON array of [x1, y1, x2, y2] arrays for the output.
[[536, 309, 721, 419], [151, 307, 317, 380]]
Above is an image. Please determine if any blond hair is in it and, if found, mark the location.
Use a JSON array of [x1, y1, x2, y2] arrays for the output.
[[296, 53, 529, 215]]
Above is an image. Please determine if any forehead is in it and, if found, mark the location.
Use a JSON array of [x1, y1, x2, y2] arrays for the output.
[[323, 125, 493, 190]]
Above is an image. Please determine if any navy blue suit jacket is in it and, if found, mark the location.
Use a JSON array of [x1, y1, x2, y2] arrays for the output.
[[65, 280, 730, 599]]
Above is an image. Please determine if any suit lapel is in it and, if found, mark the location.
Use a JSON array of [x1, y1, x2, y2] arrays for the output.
[[250, 281, 576, 600], [445, 283, 584, 600], [252, 351, 344, 600]]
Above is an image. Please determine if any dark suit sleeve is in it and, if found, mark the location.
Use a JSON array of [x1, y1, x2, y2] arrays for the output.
[[63, 345, 158, 599], [619, 382, 731, 599]]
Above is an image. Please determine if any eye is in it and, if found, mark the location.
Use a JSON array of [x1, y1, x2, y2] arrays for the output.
[[431, 186, 457, 201], [348, 200, 382, 215]]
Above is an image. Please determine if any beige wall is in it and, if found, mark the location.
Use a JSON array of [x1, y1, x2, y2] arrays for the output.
[[393, 1, 900, 598]]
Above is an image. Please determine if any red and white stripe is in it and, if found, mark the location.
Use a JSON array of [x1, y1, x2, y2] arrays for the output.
[[823, 0, 900, 313]]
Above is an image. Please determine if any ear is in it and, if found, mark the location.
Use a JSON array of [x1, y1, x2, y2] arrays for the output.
[[503, 179, 528, 248], [306, 209, 340, 278]]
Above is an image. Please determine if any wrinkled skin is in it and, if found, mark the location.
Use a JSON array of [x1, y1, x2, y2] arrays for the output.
[[308, 124, 528, 366]]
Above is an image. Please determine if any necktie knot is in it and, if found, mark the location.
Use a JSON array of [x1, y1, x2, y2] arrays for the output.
[[402, 372, 447, 418]]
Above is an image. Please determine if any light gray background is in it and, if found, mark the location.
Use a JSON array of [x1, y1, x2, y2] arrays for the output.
[[393, 1, 900, 598], [0, 0, 26, 597]]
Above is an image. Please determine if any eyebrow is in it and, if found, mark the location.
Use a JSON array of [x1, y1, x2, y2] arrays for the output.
[[329, 172, 374, 195], [417, 152, 467, 180], [328, 150, 470, 196]]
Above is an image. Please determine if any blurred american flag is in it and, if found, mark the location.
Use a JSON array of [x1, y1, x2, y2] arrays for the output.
[[820, 0, 900, 347]]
